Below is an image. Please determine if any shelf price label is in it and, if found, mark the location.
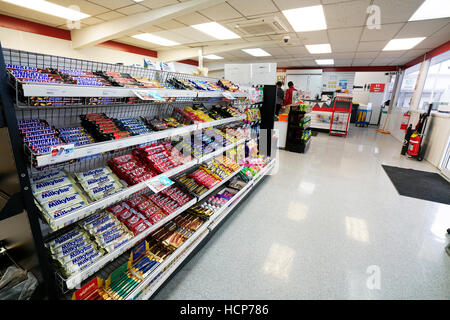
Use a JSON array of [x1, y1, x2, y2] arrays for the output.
[[50, 143, 75, 158], [145, 175, 173, 193], [222, 92, 235, 100], [133, 89, 165, 101]]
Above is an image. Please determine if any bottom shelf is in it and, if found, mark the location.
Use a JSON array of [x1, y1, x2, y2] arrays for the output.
[[135, 159, 276, 300]]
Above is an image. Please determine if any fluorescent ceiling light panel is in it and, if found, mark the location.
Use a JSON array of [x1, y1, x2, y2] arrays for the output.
[[192, 22, 240, 40], [133, 0, 144, 2], [3, 0, 90, 20], [203, 54, 224, 60], [241, 48, 271, 57], [409, 0, 450, 21], [132, 34, 179, 46], [282, 5, 327, 32], [306, 44, 332, 54], [383, 37, 426, 51], [316, 59, 334, 65]]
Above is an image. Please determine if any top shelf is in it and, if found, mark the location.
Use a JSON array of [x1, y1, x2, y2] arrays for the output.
[[20, 83, 248, 99]]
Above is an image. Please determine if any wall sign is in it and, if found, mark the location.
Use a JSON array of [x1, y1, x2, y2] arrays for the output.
[[369, 83, 385, 92]]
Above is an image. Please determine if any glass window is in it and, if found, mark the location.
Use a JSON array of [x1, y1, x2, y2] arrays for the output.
[[418, 51, 450, 110], [396, 63, 421, 108]]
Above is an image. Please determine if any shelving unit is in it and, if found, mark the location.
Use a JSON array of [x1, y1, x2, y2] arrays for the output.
[[285, 106, 312, 154], [0, 44, 274, 300], [134, 159, 275, 300]]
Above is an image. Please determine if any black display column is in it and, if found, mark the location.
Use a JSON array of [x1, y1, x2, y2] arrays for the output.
[[259, 85, 277, 157]]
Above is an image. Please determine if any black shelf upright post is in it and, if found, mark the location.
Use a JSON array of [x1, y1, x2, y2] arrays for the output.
[[0, 42, 57, 299], [260, 85, 277, 157]]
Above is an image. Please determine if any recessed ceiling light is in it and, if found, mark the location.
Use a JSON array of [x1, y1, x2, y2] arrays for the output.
[[306, 44, 332, 54], [383, 37, 426, 51], [242, 48, 271, 57], [316, 59, 334, 65], [409, 0, 450, 21], [203, 54, 224, 60], [192, 22, 240, 40], [132, 34, 179, 46], [133, 0, 144, 2], [3, 0, 90, 20], [282, 5, 327, 32]]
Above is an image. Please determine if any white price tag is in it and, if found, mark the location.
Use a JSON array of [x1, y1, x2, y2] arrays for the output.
[[145, 175, 174, 193], [50, 144, 75, 158], [102, 90, 115, 96], [222, 92, 235, 100]]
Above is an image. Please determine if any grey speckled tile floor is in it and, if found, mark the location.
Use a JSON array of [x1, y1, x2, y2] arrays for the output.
[[153, 127, 450, 300]]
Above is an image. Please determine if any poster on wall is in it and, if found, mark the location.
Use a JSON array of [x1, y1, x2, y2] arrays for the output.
[[339, 80, 348, 90]]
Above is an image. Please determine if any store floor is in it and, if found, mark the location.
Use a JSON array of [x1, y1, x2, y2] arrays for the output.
[[154, 127, 450, 300]]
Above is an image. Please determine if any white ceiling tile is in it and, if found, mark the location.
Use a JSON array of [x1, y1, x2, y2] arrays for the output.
[[396, 57, 416, 65], [47, 0, 110, 15], [157, 19, 187, 30], [329, 27, 363, 52], [199, 3, 243, 21], [430, 22, 450, 37], [152, 29, 206, 44], [376, 51, 407, 58], [174, 12, 212, 25], [354, 51, 379, 59], [243, 35, 273, 42], [227, 0, 278, 16], [138, 25, 165, 33], [400, 48, 429, 58], [81, 17, 105, 26], [88, 0, 135, 10], [0, 3, 68, 26], [272, 0, 321, 11], [297, 30, 329, 45], [357, 41, 388, 51], [372, 0, 425, 24], [414, 35, 449, 49], [139, 0, 179, 9], [263, 47, 289, 56], [165, 27, 216, 43], [323, 0, 372, 28], [335, 59, 353, 66], [116, 4, 149, 15], [322, 0, 352, 3], [352, 58, 375, 66], [361, 23, 405, 41], [283, 45, 309, 55], [300, 59, 317, 66], [371, 57, 396, 65], [395, 19, 449, 38], [96, 11, 126, 21]]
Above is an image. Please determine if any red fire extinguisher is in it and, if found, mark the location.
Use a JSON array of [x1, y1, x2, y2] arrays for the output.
[[407, 133, 421, 157], [400, 112, 410, 130]]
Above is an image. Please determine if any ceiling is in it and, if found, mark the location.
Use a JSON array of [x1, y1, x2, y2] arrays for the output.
[[0, 0, 449, 68]]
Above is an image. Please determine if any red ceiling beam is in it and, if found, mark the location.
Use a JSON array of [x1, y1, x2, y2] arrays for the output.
[[280, 66, 399, 72], [176, 59, 199, 66], [0, 13, 71, 40], [402, 41, 450, 69]]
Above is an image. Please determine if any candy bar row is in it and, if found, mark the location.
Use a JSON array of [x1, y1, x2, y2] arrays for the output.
[[71, 163, 258, 300], [7, 64, 242, 92], [45, 181, 194, 279]]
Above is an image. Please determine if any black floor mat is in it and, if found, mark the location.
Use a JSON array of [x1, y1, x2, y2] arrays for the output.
[[382, 165, 450, 205]]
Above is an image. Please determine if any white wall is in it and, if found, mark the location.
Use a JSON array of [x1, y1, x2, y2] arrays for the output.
[[353, 72, 390, 105], [0, 26, 197, 74]]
